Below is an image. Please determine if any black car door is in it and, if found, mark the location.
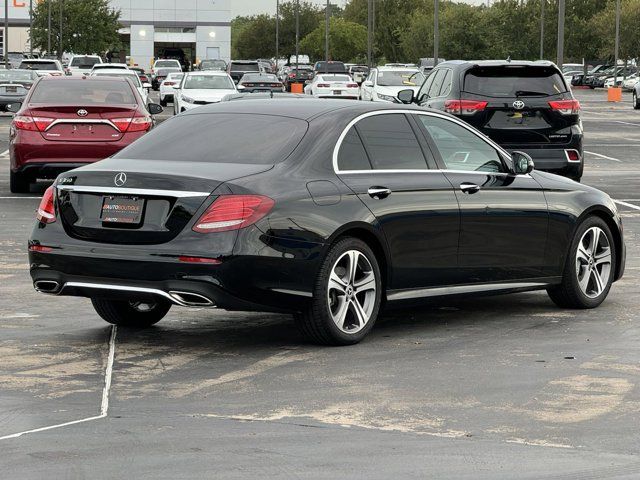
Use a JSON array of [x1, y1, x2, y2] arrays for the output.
[[335, 112, 460, 290], [414, 113, 549, 284]]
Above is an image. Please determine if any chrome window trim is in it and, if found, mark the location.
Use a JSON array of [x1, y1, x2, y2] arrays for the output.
[[332, 109, 513, 175], [387, 282, 549, 301], [56, 185, 210, 198]]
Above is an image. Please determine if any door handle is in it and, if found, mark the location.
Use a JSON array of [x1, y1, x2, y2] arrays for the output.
[[459, 182, 481, 194], [368, 186, 392, 199]]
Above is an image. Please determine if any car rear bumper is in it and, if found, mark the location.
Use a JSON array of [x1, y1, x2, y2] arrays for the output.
[[502, 135, 584, 179]]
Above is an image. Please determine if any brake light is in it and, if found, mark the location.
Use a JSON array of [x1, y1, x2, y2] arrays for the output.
[[549, 99, 580, 115], [112, 116, 152, 133], [164, 81, 175, 86], [288, 73, 295, 78], [178, 256, 222, 264], [317, 83, 330, 88], [444, 100, 488, 115], [29, 244, 53, 253], [36, 186, 56, 223], [13, 115, 54, 131], [193, 195, 275, 233], [565, 149, 581, 162]]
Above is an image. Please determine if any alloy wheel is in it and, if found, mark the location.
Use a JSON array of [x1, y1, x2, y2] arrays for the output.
[[327, 250, 377, 334], [575, 226, 612, 299]]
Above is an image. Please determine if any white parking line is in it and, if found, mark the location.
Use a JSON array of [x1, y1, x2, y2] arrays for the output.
[[614, 121, 640, 127], [614, 200, 640, 211], [0, 149, 8, 157], [0, 326, 117, 441], [585, 150, 622, 162], [0, 197, 41, 199]]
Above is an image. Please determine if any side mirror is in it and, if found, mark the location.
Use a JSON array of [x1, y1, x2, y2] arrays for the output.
[[512, 151, 535, 175], [142, 82, 152, 89], [172, 84, 180, 89], [397, 89, 415, 104], [148, 103, 163, 115], [363, 80, 374, 87], [5, 102, 21, 113]]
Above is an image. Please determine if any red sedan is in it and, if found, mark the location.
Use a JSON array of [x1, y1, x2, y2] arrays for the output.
[[9, 76, 162, 193]]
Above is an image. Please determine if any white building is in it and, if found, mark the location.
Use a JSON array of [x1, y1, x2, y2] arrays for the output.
[[0, 0, 231, 69]]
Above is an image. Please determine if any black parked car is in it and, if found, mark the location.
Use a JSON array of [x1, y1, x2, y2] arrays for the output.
[[398, 60, 584, 181], [0, 69, 39, 111], [313, 61, 348, 76], [228, 60, 261, 83], [283, 66, 314, 91], [29, 100, 624, 345], [237, 73, 284, 93]]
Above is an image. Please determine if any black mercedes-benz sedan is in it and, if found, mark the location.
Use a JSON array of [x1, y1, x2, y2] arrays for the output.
[[29, 99, 625, 345]]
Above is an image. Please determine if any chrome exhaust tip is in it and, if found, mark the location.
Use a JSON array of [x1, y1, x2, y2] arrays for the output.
[[168, 291, 215, 307], [34, 280, 61, 294]]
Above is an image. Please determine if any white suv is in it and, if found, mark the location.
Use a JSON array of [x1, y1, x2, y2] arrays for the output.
[[67, 55, 103, 76]]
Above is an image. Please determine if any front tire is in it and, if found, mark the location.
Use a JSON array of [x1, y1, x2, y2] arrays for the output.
[[547, 217, 615, 309], [91, 298, 171, 328], [295, 238, 382, 345]]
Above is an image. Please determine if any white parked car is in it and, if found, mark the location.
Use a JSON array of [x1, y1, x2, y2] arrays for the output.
[[67, 55, 103, 76], [91, 69, 152, 105], [18, 58, 64, 76], [153, 59, 182, 74], [160, 72, 184, 106], [360, 67, 425, 103], [622, 73, 639, 90], [173, 71, 237, 114], [304, 74, 359, 99]]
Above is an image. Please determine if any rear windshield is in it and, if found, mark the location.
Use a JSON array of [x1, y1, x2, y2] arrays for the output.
[[0, 71, 35, 82], [243, 74, 278, 82], [20, 60, 59, 71], [319, 75, 351, 82], [93, 72, 141, 86], [377, 70, 425, 86], [114, 113, 308, 164], [30, 80, 136, 104], [315, 62, 346, 73], [201, 60, 226, 69], [155, 60, 180, 68], [231, 63, 259, 72], [184, 75, 235, 89], [71, 56, 101, 67], [464, 66, 567, 97], [156, 68, 181, 77]]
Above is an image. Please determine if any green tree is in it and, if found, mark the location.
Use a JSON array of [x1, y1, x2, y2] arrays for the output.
[[232, 15, 277, 59], [31, 0, 121, 56], [300, 17, 368, 62]]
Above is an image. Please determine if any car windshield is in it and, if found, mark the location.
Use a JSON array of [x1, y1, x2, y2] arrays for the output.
[[464, 66, 568, 97], [231, 63, 259, 72], [20, 61, 59, 71], [71, 56, 101, 67], [94, 72, 141, 87], [319, 75, 351, 82], [156, 61, 180, 68], [184, 75, 235, 89], [114, 113, 308, 164], [29, 80, 137, 104], [0, 70, 34, 81], [243, 74, 278, 82], [377, 70, 425, 86]]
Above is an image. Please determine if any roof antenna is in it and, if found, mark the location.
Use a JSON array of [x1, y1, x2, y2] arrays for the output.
[[506, 56, 511, 63]]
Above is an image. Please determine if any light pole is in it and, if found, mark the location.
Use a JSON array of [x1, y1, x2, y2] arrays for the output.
[[367, 0, 371, 67], [47, 0, 51, 54], [434, 0, 439, 67], [275, 0, 279, 62], [614, 0, 620, 86], [539, 0, 544, 60], [556, 0, 565, 67], [295, 0, 299, 71], [4, 0, 9, 68], [59, 0, 63, 60], [325, 0, 329, 63], [29, 0, 33, 56], [371, 0, 375, 65]]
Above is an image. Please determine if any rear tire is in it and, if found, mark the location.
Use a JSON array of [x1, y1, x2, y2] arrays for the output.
[[547, 216, 615, 309], [9, 170, 29, 193], [295, 237, 382, 345], [91, 298, 171, 328]]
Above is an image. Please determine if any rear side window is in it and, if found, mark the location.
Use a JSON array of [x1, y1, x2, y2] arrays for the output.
[[356, 114, 428, 170], [114, 113, 308, 164], [337, 128, 371, 171], [464, 66, 568, 97], [29, 80, 136, 104]]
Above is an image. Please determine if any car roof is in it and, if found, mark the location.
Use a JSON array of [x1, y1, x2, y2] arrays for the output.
[[437, 59, 559, 69], [92, 69, 137, 75], [20, 58, 59, 63], [183, 98, 429, 121], [185, 70, 230, 76], [38, 75, 132, 82], [376, 66, 420, 72]]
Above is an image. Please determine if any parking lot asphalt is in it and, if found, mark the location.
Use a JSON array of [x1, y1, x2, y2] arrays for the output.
[[1, 89, 640, 479]]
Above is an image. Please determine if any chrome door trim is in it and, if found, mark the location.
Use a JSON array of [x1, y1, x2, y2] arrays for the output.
[[386, 282, 549, 301], [56, 185, 210, 198]]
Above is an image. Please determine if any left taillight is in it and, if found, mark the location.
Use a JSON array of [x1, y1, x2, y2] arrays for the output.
[[444, 100, 488, 115], [549, 99, 580, 115], [36, 186, 56, 224], [193, 195, 274, 233], [112, 116, 152, 133], [13, 115, 54, 131]]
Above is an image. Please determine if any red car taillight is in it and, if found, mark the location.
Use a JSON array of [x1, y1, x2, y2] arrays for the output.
[[13, 115, 54, 131], [317, 83, 330, 88], [549, 99, 580, 115], [193, 195, 274, 233], [444, 100, 488, 115], [164, 81, 175, 86], [112, 116, 152, 133], [36, 186, 56, 224], [288, 73, 295, 78], [347, 83, 358, 88]]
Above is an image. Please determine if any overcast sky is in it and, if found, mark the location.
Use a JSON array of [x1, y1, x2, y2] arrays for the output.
[[231, 0, 349, 18]]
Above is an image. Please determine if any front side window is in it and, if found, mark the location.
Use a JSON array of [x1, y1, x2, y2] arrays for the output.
[[357, 114, 428, 170], [376, 70, 425, 87], [418, 116, 504, 173], [427, 69, 447, 98]]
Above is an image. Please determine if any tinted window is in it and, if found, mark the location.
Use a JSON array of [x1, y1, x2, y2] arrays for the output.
[[417, 71, 434, 101], [464, 66, 568, 97], [427, 69, 446, 97], [418, 116, 503, 172], [29, 80, 136, 104], [315, 62, 347, 73], [93, 72, 141, 87], [438, 69, 452, 96], [230, 63, 259, 72], [114, 114, 308, 164], [20, 61, 59, 71], [155, 60, 181, 68], [70, 56, 101, 67], [357, 114, 428, 170], [243, 74, 278, 82], [337, 128, 371, 171]]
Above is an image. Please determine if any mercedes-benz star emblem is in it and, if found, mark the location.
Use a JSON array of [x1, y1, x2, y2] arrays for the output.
[[77, 109, 88, 117], [513, 100, 525, 110], [114, 172, 127, 187]]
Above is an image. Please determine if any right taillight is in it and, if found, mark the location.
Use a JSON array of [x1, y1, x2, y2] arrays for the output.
[[549, 99, 580, 115], [112, 116, 152, 133], [444, 100, 488, 115], [36, 186, 56, 223], [193, 195, 274, 233]]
